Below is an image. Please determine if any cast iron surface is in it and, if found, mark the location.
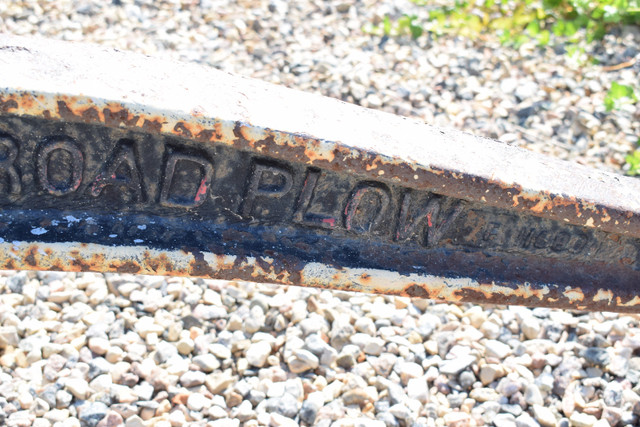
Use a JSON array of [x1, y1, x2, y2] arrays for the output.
[[0, 36, 639, 312]]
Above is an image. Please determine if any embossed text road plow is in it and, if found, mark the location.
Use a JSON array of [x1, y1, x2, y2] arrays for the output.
[[1, 36, 640, 312]]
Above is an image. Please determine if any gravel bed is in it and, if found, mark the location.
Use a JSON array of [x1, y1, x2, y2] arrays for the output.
[[1, 1, 640, 427]]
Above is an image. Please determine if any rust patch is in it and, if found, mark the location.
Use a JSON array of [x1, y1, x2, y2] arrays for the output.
[[174, 122, 192, 138], [103, 108, 140, 127], [143, 252, 175, 274], [405, 284, 430, 298], [196, 129, 216, 142], [111, 260, 141, 274], [0, 98, 18, 113], [24, 246, 38, 267], [81, 107, 100, 123], [57, 101, 78, 120], [142, 119, 163, 133]]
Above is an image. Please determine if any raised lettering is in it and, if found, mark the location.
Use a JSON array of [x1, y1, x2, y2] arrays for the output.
[[90, 140, 143, 201], [395, 191, 440, 243], [37, 138, 83, 196], [0, 134, 21, 196], [551, 231, 571, 252], [533, 230, 550, 249], [570, 234, 589, 253], [482, 221, 502, 244], [344, 182, 390, 234], [160, 153, 213, 208], [240, 162, 293, 218], [395, 191, 463, 246], [293, 168, 337, 228], [518, 228, 536, 249], [425, 202, 464, 247]]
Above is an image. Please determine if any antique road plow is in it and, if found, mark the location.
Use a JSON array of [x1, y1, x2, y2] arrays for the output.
[[0, 35, 639, 312]]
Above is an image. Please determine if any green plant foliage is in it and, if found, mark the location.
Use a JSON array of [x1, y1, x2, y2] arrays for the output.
[[605, 82, 638, 111], [625, 145, 640, 176], [370, 0, 640, 46]]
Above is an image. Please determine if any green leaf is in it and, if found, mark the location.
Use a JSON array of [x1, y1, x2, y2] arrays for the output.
[[605, 96, 615, 111], [552, 20, 565, 36], [410, 21, 424, 38], [383, 15, 391, 35], [564, 20, 578, 36], [610, 81, 637, 100], [543, 0, 562, 8], [591, 22, 606, 40], [591, 6, 605, 19], [527, 20, 540, 35], [605, 81, 638, 111], [626, 150, 640, 176], [538, 29, 551, 45]]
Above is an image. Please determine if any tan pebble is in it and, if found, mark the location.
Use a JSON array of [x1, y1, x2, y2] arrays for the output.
[[464, 306, 487, 329], [532, 404, 557, 427], [394, 297, 410, 309], [88, 337, 110, 355], [125, 415, 145, 427], [15, 349, 28, 368], [171, 393, 189, 405], [460, 398, 476, 414], [139, 407, 155, 421], [105, 346, 124, 363], [407, 331, 422, 344], [479, 364, 504, 385], [167, 323, 182, 342], [225, 391, 242, 408], [155, 400, 171, 416], [70, 335, 86, 350], [443, 412, 472, 427], [42, 343, 63, 358], [570, 412, 598, 427], [18, 390, 34, 409], [176, 339, 194, 355], [146, 332, 159, 346], [26, 349, 42, 364], [424, 340, 438, 355]]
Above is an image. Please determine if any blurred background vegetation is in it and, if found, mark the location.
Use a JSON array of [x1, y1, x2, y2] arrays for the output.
[[366, 0, 640, 173], [370, 0, 639, 46]]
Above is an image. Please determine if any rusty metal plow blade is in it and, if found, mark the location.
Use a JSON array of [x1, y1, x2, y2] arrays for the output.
[[1, 36, 639, 312]]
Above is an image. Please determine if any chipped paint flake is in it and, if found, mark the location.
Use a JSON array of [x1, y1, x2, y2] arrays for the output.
[[619, 296, 640, 307], [593, 288, 614, 303], [563, 287, 585, 303]]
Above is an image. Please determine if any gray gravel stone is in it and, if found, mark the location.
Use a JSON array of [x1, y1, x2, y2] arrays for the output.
[[287, 349, 319, 373], [264, 393, 300, 419], [440, 355, 476, 375], [77, 401, 108, 427], [515, 412, 541, 427]]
